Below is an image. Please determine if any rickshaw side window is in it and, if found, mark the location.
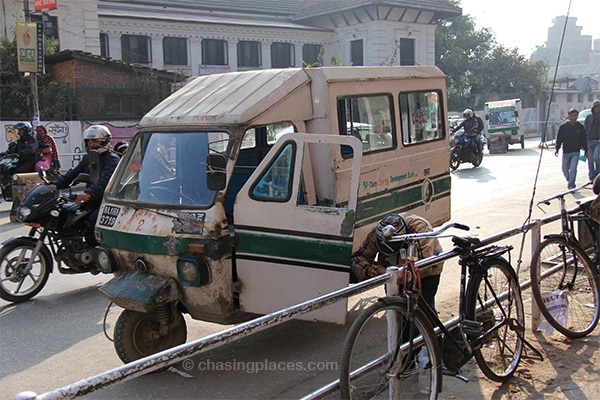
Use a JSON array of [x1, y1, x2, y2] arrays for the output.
[[249, 142, 295, 202], [399, 90, 445, 145], [337, 94, 395, 158]]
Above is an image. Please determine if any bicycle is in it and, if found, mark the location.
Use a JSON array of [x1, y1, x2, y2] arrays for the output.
[[340, 222, 538, 399], [530, 184, 600, 338]]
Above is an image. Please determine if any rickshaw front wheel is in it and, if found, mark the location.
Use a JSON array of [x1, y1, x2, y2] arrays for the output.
[[114, 307, 187, 364]]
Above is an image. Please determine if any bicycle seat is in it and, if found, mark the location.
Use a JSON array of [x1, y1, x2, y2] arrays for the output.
[[452, 236, 480, 248]]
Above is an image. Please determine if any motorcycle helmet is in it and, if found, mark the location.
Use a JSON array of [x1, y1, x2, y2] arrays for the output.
[[375, 213, 410, 256], [114, 141, 129, 157], [14, 121, 32, 136], [83, 125, 112, 154], [462, 109, 473, 119]]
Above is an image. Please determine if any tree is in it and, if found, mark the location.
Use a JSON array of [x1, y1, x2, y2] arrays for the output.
[[0, 34, 59, 85], [435, 9, 546, 111]]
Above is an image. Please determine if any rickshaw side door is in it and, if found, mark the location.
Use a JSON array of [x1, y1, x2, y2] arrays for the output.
[[233, 133, 362, 324]]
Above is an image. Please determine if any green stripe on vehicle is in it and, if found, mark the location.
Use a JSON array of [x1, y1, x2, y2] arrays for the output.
[[355, 175, 451, 227], [96, 227, 233, 258], [236, 231, 352, 266]]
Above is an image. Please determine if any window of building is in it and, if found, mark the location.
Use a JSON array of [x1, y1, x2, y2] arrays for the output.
[[567, 93, 573, 102], [302, 44, 323, 66], [121, 35, 151, 64], [31, 13, 59, 43], [400, 90, 445, 144], [589, 94, 595, 102], [350, 40, 363, 66], [104, 94, 149, 117], [238, 41, 261, 68], [202, 39, 228, 65], [400, 38, 415, 66], [163, 37, 188, 65], [100, 33, 109, 58], [338, 94, 395, 156], [271, 42, 295, 68], [578, 93, 584, 103]]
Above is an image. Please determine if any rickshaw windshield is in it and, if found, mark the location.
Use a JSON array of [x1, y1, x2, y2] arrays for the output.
[[106, 131, 230, 207]]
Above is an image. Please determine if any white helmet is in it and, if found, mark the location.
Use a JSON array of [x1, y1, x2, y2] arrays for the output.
[[83, 125, 112, 154], [462, 109, 473, 118]]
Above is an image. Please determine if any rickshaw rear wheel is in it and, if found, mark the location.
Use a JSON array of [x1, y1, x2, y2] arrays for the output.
[[114, 307, 187, 364]]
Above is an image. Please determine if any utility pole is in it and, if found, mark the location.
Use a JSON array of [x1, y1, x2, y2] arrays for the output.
[[23, 0, 40, 127]]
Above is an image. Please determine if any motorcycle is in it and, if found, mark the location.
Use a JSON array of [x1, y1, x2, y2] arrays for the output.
[[0, 153, 19, 201], [450, 131, 483, 170], [0, 171, 99, 303]]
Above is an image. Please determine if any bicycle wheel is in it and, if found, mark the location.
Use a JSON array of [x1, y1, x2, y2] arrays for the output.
[[530, 236, 600, 338], [465, 258, 524, 382], [340, 297, 442, 400]]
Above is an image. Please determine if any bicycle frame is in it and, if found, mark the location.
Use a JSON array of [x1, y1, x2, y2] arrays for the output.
[[386, 242, 515, 373]]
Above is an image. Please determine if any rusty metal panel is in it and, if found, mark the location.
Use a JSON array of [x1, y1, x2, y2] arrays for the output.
[[98, 271, 181, 313]]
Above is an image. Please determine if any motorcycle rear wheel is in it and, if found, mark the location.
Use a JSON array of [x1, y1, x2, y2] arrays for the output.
[[114, 307, 188, 364], [450, 151, 460, 170], [0, 242, 52, 302]]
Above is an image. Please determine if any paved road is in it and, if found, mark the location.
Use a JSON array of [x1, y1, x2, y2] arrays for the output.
[[0, 138, 597, 399]]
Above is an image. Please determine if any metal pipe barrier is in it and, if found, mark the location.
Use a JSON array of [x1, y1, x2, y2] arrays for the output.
[[14, 205, 579, 400]]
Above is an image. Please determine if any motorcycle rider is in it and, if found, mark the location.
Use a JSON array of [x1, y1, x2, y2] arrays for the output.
[[453, 109, 481, 154], [4, 121, 39, 173], [52, 125, 120, 226]]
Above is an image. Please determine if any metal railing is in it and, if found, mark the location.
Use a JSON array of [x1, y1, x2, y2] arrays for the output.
[[14, 204, 580, 400]]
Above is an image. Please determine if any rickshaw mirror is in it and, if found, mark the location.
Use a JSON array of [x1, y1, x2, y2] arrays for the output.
[[206, 154, 226, 191]]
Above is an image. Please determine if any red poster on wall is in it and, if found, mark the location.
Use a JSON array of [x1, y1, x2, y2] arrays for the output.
[[35, 0, 57, 11]]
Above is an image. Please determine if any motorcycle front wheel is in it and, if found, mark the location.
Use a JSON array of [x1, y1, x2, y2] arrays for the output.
[[0, 242, 52, 302], [450, 151, 460, 170], [114, 306, 188, 364], [472, 152, 483, 167]]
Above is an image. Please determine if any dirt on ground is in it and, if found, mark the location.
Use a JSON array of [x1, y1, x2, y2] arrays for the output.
[[440, 324, 600, 399]]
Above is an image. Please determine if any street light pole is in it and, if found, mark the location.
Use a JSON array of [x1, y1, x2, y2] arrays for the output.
[[23, 0, 40, 127]]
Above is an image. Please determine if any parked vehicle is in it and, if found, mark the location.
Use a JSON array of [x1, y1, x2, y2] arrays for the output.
[[483, 98, 525, 151], [0, 153, 18, 201], [94, 66, 453, 363], [450, 131, 483, 170], [0, 170, 99, 302]]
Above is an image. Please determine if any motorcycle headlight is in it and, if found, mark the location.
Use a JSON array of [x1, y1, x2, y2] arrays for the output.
[[95, 246, 116, 274], [16, 206, 31, 222]]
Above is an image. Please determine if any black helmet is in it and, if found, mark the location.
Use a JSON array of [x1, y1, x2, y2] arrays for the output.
[[375, 213, 409, 255], [114, 141, 129, 156], [14, 121, 32, 135]]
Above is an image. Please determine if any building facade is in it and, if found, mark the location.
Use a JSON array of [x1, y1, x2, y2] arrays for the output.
[[2, 0, 461, 78]]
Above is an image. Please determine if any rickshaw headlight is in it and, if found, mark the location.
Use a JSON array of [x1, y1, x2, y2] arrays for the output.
[[177, 257, 210, 287], [95, 246, 116, 274]]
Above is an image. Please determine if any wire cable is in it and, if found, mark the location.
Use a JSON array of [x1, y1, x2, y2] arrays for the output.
[[515, 0, 573, 275]]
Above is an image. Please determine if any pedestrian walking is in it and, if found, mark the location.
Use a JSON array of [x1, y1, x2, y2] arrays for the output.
[[555, 108, 587, 190], [584, 99, 600, 181]]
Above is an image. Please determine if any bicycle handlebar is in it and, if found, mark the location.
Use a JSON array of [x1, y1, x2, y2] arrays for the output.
[[384, 221, 470, 244], [537, 181, 592, 206]]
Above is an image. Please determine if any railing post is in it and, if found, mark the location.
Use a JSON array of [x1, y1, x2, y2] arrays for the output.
[[530, 219, 543, 332]]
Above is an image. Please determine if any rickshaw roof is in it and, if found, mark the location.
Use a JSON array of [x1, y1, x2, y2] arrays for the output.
[[138, 66, 446, 129]]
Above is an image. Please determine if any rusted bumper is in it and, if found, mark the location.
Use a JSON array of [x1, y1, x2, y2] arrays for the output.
[[98, 271, 181, 313]]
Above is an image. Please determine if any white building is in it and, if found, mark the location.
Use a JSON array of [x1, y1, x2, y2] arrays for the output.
[[2, 0, 461, 77]]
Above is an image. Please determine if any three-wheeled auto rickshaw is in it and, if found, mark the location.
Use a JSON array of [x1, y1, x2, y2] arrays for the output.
[[95, 66, 452, 362]]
